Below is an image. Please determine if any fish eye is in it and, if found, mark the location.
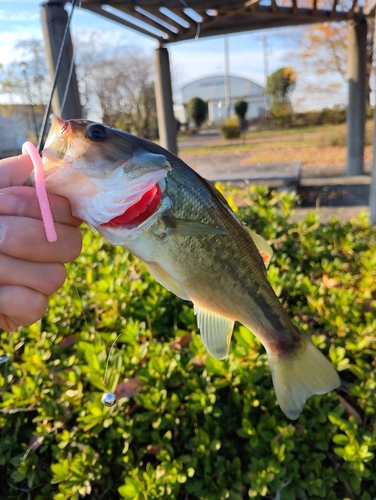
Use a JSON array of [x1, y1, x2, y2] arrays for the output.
[[86, 123, 107, 142]]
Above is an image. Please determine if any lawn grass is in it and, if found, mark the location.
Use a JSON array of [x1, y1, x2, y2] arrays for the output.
[[178, 120, 374, 168]]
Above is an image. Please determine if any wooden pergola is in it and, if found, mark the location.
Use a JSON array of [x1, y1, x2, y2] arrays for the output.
[[80, 0, 364, 41], [41, 0, 369, 175]]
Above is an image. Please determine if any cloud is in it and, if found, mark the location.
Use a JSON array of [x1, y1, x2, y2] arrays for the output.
[[0, 10, 39, 21]]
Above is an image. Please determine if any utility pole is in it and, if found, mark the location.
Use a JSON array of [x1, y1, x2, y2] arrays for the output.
[[224, 35, 231, 118], [260, 35, 269, 116]]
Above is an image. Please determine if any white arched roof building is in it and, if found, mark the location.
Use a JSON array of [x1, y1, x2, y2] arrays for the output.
[[181, 75, 266, 125]]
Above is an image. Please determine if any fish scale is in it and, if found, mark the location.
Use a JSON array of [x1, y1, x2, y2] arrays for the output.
[[41, 115, 340, 419], [156, 161, 298, 349]]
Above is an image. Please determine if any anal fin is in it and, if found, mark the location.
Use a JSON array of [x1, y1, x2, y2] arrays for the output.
[[194, 304, 234, 359]]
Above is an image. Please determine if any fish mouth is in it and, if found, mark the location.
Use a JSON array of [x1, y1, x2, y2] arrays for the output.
[[101, 183, 161, 229]]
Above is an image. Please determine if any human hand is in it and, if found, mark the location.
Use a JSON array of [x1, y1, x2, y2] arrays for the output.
[[0, 154, 82, 331]]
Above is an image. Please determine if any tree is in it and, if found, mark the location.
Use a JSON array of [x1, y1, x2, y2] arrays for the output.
[[266, 67, 296, 126], [0, 35, 159, 139], [0, 39, 48, 139], [234, 100, 248, 121], [234, 100, 248, 134], [292, 20, 374, 107], [186, 97, 208, 129], [0, 39, 49, 106], [73, 33, 158, 138]]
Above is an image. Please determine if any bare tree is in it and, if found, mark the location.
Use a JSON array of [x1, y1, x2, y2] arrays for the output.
[[0, 34, 158, 139], [0, 39, 48, 138], [74, 33, 158, 138], [0, 39, 49, 104]]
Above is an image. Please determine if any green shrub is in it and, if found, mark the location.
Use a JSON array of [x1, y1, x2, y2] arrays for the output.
[[219, 117, 241, 139], [291, 108, 347, 128], [0, 187, 375, 499], [319, 130, 347, 148], [320, 107, 347, 125], [234, 100, 248, 121], [186, 97, 208, 129]]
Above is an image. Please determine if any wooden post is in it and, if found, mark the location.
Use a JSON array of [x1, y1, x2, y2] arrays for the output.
[[40, 0, 81, 119], [370, 11, 376, 223], [154, 45, 177, 154], [346, 20, 367, 175]]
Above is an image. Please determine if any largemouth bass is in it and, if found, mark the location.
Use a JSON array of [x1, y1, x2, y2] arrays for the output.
[[41, 115, 340, 419]]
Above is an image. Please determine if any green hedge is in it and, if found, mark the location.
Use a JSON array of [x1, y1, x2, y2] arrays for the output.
[[219, 117, 241, 139], [0, 187, 375, 499], [290, 108, 347, 128]]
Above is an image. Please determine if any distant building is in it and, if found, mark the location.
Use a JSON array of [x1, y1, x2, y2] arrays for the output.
[[179, 74, 266, 125]]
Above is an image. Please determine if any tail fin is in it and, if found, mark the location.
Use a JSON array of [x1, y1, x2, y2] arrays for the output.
[[267, 338, 340, 419]]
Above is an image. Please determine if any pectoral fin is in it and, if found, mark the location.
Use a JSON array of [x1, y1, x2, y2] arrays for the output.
[[144, 261, 189, 300], [194, 304, 234, 359], [247, 228, 273, 268], [162, 215, 228, 236]]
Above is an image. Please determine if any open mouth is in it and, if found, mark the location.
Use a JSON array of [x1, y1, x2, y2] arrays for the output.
[[101, 184, 161, 228]]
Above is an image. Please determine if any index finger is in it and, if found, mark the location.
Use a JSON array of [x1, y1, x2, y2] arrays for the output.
[[0, 154, 33, 188]]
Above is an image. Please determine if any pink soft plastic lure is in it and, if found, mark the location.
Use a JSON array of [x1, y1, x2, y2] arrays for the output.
[[22, 141, 57, 243]]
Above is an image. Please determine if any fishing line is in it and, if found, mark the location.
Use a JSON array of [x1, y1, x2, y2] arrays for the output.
[[23, 140, 88, 327], [36, 0, 87, 325], [102, 333, 121, 407], [60, 50, 75, 115], [177, 0, 201, 39], [36, 0, 118, 409], [37, 0, 79, 152], [0, 343, 11, 472]]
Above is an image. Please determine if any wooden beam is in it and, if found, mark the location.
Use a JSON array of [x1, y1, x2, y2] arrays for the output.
[[153, 6, 191, 31], [81, 1, 367, 44], [168, 6, 199, 30], [331, 0, 339, 17], [83, 5, 167, 41], [196, 4, 253, 32], [347, 0, 358, 17], [140, 6, 182, 31], [312, 0, 318, 16], [114, 5, 176, 37], [270, 0, 279, 14], [171, 7, 364, 42]]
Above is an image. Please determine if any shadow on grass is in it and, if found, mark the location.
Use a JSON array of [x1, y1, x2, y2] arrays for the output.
[[298, 184, 370, 207]]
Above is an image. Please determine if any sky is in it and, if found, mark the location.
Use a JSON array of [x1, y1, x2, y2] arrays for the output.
[[0, 0, 348, 113]]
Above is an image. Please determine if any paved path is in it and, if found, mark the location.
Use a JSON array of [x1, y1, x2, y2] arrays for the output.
[[178, 142, 372, 222]]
